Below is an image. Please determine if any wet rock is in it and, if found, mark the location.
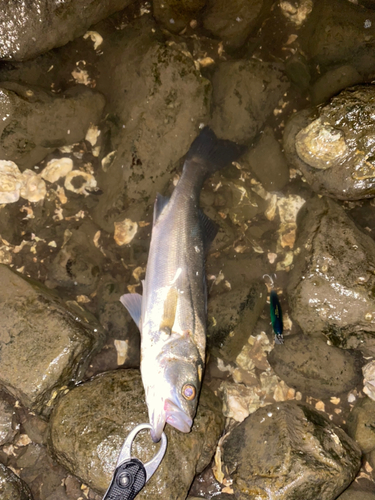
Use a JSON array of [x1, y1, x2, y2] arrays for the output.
[[86, 278, 140, 377], [210, 60, 289, 144], [221, 401, 361, 500], [153, 0, 206, 33], [287, 196, 375, 354], [49, 369, 224, 497], [0, 462, 33, 499], [0, 392, 17, 446], [347, 397, 375, 453], [268, 334, 363, 399], [207, 282, 267, 362], [203, 0, 270, 50], [0, 82, 105, 171], [337, 488, 375, 500], [0, 264, 104, 414], [17, 443, 70, 500], [92, 18, 211, 231], [47, 222, 104, 295], [307, 0, 375, 68], [0, 0, 137, 61], [284, 85, 375, 200], [310, 65, 363, 106], [245, 127, 290, 192]]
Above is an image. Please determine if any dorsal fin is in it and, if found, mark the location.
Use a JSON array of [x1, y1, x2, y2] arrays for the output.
[[153, 193, 170, 225], [200, 210, 218, 252]]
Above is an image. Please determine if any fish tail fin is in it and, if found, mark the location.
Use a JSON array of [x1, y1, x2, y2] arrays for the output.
[[185, 126, 246, 177]]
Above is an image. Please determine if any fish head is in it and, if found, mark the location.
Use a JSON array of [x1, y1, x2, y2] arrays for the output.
[[142, 335, 203, 442]]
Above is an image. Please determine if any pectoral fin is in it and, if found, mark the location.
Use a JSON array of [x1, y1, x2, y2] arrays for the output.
[[160, 287, 179, 333], [120, 293, 142, 330]]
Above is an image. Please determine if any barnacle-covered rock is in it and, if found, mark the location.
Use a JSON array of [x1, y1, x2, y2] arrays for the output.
[[64, 170, 97, 196], [20, 169, 46, 202], [41, 158, 73, 183], [284, 85, 375, 200], [0, 160, 23, 203]]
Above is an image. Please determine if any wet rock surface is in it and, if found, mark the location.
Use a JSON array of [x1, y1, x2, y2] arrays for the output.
[[210, 59, 289, 144], [207, 282, 267, 362], [347, 396, 375, 453], [0, 82, 105, 171], [49, 369, 224, 497], [268, 334, 363, 399], [288, 196, 375, 354], [220, 401, 361, 500], [0, 462, 33, 500], [0, 264, 104, 414], [0, 0, 137, 61], [284, 85, 375, 200]]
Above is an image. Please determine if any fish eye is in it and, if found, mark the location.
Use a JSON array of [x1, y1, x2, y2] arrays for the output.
[[182, 383, 196, 401]]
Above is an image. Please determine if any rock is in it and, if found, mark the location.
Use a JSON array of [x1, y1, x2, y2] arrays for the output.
[[0, 0, 137, 61], [49, 369, 224, 497], [0, 264, 104, 414], [307, 0, 375, 68], [0, 463, 33, 499], [244, 126, 290, 191], [47, 222, 104, 295], [310, 65, 363, 105], [221, 401, 361, 500], [337, 488, 375, 500], [210, 60, 289, 144], [17, 443, 71, 500], [86, 278, 140, 377], [203, 0, 270, 50], [284, 85, 375, 200], [153, 0, 206, 33], [287, 196, 375, 355], [267, 334, 363, 399], [91, 18, 211, 231], [0, 392, 17, 446], [207, 282, 267, 362], [0, 82, 105, 171], [347, 397, 375, 453]]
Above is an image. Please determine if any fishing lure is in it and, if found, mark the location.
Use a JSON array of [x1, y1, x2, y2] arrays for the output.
[[263, 274, 284, 344]]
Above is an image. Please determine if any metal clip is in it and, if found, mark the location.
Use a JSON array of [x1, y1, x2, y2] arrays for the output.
[[102, 423, 167, 500]]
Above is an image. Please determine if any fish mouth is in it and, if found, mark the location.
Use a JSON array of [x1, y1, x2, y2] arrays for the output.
[[150, 399, 193, 442]]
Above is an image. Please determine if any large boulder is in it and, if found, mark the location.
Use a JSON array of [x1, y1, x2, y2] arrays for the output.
[[0, 0, 137, 61], [49, 369, 225, 498], [0, 463, 33, 500], [221, 401, 361, 500], [268, 334, 363, 399], [210, 60, 289, 144], [287, 197, 375, 355], [0, 264, 104, 414], [0, 82, 105, 171], [283, 85, 375, 200], [91, 18, 212, 231]]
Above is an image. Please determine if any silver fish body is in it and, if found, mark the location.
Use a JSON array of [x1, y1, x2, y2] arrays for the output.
[[120, 127, 244, 441]]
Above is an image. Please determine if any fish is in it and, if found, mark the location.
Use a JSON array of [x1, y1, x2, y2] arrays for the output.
[[120, 127, 245, 442]]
